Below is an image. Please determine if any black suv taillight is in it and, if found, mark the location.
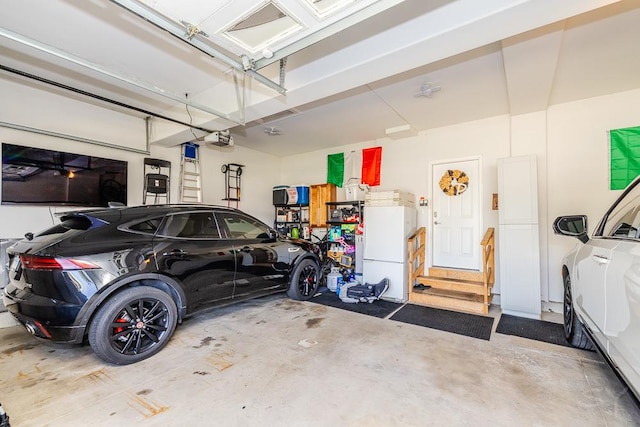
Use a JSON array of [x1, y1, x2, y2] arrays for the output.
[[20, 255, 100, 271]]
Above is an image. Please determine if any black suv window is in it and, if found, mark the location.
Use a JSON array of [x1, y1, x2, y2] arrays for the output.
[[601, 181, 640, 239], [127, 217, 164, 235], [216, 211, 271, 239], [159, 212, 220, 239]]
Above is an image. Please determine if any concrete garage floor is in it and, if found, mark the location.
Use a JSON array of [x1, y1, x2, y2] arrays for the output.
[[1, 295, 639, 426]]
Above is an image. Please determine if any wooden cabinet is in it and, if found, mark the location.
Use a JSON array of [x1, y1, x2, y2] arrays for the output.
[[309, 184, 336, 228]]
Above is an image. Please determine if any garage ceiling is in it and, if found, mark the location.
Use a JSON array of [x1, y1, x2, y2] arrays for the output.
[[1, 0, 639, 156]]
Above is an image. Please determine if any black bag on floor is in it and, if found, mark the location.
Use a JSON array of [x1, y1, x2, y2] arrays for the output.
[[0, 402, 10, 427], [340, 278, 389, 303]]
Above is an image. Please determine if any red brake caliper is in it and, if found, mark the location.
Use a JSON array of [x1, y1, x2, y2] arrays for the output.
[[114, 318, 127, 334]]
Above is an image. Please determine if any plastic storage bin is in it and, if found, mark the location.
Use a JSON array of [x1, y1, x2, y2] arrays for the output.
[[296, 185, 310, 205]]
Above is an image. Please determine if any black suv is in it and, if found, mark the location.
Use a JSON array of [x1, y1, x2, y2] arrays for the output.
[[3, 204, 320, 364]]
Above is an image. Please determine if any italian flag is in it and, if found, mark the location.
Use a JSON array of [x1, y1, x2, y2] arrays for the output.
[[327, 147, 382, 187]]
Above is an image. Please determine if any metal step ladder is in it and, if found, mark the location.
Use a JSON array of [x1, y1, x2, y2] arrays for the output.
[[179, 143, 202, 203]]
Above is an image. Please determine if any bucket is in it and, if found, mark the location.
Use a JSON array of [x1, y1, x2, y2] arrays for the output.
[[345, 180, 368, 201], [327, 267, 341, 292]]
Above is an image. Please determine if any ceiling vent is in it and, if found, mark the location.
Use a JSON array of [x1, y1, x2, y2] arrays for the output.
[[303, 0, 357, 18], [385, 124, 418, 139], [221, 2, 303, 53]]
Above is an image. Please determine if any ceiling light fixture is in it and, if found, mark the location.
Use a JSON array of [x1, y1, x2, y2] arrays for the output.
[[264, 127, 282, 136], [416, 83, 441, 98]]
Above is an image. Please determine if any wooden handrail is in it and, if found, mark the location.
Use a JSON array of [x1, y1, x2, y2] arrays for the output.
[[480, 227, 495, 308], [481, 227, 494, 246], [408, 227, 426, 288]]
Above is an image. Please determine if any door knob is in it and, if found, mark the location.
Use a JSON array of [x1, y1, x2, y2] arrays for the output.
[[434, 221, 441, 225]]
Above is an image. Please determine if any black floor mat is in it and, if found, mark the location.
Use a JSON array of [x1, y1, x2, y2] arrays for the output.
[[496, 314, 581, 349], [309, 291, 402, 319], [389, 304, 493, 340]]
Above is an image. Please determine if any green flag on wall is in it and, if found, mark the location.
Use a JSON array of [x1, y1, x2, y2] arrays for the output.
[[327, 152, 344, 187], [610, 126, 640, 190]]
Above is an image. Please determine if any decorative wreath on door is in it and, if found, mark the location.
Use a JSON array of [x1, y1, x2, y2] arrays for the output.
[[439, 169, 469, 196]]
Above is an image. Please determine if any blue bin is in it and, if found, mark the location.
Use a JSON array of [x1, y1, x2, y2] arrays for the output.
[[296, 186, 310, 205]]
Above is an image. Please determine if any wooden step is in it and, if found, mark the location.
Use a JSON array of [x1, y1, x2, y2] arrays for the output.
[[428, 267, 483, 282], [410, 287, 492, 315], [416, 275, 485, 295]]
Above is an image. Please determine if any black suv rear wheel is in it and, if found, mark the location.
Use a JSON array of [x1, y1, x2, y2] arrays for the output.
[[88, 286, 178, 365]]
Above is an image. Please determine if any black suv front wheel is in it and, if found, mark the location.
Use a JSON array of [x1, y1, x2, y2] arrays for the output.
[[287, 258, 320, 301]]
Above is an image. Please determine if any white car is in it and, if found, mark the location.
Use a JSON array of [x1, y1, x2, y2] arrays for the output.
[[554, 178, 640, 401]]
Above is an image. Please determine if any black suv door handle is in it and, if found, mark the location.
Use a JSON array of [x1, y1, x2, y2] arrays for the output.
[[163, 249, 187, 257]]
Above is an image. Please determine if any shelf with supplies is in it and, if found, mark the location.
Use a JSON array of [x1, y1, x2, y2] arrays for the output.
[[274, 204, 310, 239], [325, 201, 364, 271], [326, 200, 364, 225]]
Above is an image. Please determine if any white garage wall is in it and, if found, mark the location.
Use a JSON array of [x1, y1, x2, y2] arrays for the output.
[[546, 88, 640, 302], [195, 143, 281, 225], [0, 79, 280, 238], [0, 78, 146, 152], [281, 88, 640, 305]]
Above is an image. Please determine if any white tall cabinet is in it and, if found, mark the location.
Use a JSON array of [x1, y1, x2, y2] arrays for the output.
[[498, 155, 541, 319]]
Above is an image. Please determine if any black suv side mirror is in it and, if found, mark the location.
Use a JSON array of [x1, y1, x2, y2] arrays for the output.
[[553, 215, 589, 243]]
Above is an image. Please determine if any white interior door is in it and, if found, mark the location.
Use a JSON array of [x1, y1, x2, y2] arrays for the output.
[[432, 158, 481, 270]]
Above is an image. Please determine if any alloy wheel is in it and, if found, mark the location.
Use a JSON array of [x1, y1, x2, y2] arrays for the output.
[[109, 298, 170, 356], [298, 264, 318, 297], [563, 276, 574, 339]]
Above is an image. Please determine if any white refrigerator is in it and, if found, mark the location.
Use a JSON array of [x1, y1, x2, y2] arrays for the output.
[[363, 206, 417, 303]]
